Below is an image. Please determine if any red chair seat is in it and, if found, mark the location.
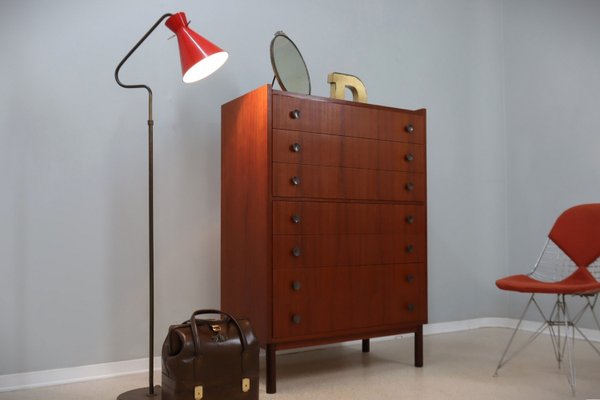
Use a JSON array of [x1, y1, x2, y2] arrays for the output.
[[496, 267, 600, 294]]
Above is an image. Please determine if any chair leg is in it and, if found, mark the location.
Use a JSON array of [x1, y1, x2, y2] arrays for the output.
[[562, 295, 576, 395], [559, 292, 600, 395], [495, 294, 541, 376], [570, 294, 600, 358], [536, 294, 576, 394], [546, 295, 566, 367], [589, 294, 600, 330]]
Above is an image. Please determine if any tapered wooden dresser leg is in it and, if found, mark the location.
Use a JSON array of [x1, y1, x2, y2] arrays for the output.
[[415, 325, 423, 367], [266, 344, 277, 393]]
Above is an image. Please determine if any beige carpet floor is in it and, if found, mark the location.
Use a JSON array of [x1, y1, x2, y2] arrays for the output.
[[1, 327, 599, 400]]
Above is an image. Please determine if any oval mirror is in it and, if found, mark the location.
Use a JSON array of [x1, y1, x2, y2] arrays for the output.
[[270, 31, 311, 95]]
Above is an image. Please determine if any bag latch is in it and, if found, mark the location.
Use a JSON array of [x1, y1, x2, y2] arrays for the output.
[[194, 385, 203, 400], [242, 377, 250, 393], [210, 324, 226, 342]]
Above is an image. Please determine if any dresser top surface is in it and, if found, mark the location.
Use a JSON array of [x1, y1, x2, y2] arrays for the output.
[[224, 84, 426, 116]]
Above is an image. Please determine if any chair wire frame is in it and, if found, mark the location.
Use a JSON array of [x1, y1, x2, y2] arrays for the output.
[[494, 239, 600, 395], [530, 239, 600, 282]]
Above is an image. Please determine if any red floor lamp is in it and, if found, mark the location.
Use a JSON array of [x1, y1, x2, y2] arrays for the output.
[[114, 12, 227, 400]]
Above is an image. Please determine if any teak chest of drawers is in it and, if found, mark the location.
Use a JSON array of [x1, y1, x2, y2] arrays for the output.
[[221, 85, 427, 393]]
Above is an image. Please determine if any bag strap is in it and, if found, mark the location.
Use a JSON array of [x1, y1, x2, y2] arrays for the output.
[[188, 309, 249, 356]]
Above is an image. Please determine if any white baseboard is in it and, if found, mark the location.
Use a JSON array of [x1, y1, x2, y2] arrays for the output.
[[429, 317, 600, 343], [1, 318, 598, 393], [0, 357, 159, 393]]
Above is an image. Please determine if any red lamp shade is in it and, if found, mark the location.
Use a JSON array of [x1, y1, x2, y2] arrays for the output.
[[165, 12, 228, 83]]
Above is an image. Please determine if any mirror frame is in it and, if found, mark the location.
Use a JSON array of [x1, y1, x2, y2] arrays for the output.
[[270, 31, 311, 95]]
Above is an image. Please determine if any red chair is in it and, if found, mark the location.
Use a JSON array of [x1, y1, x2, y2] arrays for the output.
[[494, 204, 600, 394]]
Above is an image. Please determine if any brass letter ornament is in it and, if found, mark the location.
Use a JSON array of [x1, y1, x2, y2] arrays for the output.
[[327, 72, 368, 103]]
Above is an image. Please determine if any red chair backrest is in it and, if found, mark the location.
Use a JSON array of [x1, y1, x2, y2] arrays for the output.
[[548, 204, 600, 267]]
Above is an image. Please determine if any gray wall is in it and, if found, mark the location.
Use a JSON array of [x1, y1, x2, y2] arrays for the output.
[[0, 0, 596, 376], [503, 0, 600, 318]]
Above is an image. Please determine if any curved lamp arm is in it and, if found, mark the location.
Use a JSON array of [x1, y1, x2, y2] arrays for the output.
[[114, 13, 173, 121]]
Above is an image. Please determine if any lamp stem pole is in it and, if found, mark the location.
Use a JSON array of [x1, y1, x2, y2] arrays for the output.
[[114, 13, 173, 400], [147, 92, 155, 395]]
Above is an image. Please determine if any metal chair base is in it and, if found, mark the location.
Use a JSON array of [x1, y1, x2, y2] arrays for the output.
[[494, 293, 600, 395]]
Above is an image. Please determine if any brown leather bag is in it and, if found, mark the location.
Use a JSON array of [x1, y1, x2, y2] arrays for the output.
[[161, 309, 259, 400]]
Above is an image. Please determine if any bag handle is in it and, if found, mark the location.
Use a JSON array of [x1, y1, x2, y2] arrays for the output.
[[188, 309, 249, 356]]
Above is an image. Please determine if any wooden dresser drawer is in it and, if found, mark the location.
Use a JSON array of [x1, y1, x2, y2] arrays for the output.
[[273, 94, 425, 144], [273, 264, 426, 338], [273, 163, 426, 201], [273, 129, 425, 172], [273, 201, 426, 235], [272, 233, 425, 268]]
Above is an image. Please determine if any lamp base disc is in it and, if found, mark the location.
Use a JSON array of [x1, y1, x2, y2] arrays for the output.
[[117, 385, 161, 400]]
